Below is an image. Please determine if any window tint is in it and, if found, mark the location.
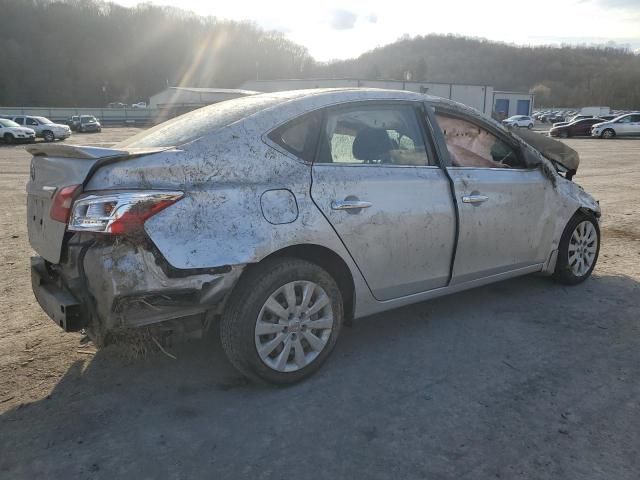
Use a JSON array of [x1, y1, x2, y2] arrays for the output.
[[13, 117, 24, 125], [268, 111, 320, 162], [435, 113, 523, 169], [26, 118, 38, 126], [317, 104, 431, 166]]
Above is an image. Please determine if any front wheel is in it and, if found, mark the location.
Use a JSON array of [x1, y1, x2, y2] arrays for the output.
[[527, 123, 534, 129], [553, 212, 600, 285], [42, 130, 55, 142], [220, 258, 343, 385], [3, 133, 14, 144], [601, 128, 615, 139]]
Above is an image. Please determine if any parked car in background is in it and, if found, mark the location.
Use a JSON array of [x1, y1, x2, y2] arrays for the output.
[[131, 102, 147, 109], [599, 115, 618, 122], [10, 115, 70, 142], [0, 118, 36, 143], [67, 116, 81, 131], [26, 89, 601, 384], [107, 102, 127, 109], [542, 113, 565, 123], [550, 118, 604, 138], [77, 115, 102, 133], [591, 113, 640, 139], [503, 115, 534, 129]]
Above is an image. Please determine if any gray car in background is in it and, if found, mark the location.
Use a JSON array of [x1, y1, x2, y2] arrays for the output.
[[26, 89, 601, 384]]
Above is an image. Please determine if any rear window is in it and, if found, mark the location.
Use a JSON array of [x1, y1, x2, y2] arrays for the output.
[[117, 95, 284, 149], [267, 111, 321, 162]]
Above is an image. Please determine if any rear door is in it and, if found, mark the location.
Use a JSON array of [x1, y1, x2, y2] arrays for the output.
[[430, 109, 554, 284], [309, 101, 456, 301]]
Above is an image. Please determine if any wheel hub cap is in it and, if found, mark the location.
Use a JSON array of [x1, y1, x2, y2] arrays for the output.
[[568, 221, 598, 277], [255, 281, 334, 373]]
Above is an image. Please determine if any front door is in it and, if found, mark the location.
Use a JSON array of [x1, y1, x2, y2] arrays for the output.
[[432, 111, 554, 284], [311, 102, 456, 301]]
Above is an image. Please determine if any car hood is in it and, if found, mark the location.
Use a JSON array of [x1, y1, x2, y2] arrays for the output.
[[513, 128, 580, 172]]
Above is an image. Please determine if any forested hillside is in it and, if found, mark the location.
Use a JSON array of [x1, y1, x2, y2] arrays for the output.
[[0, 0, 313, 106], [317, 35, 640, 108], [1, 0, 639, 108]]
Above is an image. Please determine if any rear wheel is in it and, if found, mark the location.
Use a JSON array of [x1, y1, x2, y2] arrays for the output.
[[3, 133, 14, 144], [601, 128, 615, 139], [220, 258, 343, 385], [553, 212, 600, 285], [42, 130, 55, 142]]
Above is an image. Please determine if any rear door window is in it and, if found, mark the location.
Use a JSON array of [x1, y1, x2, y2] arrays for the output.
[[316, 103, 432, 166], [13, 117, 24, 125]]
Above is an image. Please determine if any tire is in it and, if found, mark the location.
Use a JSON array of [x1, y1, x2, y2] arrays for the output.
[[553, 212, 600, 285], [79, 126, 85, 133], [601, 128, 615, 139], [3, 133, 14, 144], [559, 130, 569, 138], [42, 130, 55, 142], [220, 257, 343, 385], [527, 123, 534, 129]]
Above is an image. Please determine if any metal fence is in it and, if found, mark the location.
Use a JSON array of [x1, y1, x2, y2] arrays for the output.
[[0, 107, 157, 126]]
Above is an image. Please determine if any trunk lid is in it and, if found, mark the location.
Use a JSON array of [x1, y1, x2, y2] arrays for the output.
[[26, 144, 165, 263]]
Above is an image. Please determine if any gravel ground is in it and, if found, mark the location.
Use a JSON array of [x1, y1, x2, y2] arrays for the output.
[[1, 129, 639, 479]]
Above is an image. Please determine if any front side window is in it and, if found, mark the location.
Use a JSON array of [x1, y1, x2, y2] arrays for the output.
[[26, 118, 38, 126], [317, 103, 431, 166], [435, 113, 523, 169]]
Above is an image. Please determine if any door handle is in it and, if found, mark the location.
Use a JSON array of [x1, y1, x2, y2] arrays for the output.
[[462, 194, 489, 204], [331, 200, 373, 210]]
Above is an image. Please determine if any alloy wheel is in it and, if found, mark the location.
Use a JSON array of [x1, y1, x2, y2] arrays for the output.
[[568, 220, 598, 277], [254, 281, 334, 373]]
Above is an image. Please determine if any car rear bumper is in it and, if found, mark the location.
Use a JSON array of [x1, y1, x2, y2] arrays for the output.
[[30, 237, 244, 334], [31, 256, 87, 331]]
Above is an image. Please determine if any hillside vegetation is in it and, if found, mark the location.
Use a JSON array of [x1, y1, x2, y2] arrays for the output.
[[0, 0, 638, 108]]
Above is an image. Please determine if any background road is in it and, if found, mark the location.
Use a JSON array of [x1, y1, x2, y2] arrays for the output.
[[1, 130, 639, 479]]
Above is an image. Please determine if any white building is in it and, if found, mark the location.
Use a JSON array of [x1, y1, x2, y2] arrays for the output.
[[241, 79, 534, 118]]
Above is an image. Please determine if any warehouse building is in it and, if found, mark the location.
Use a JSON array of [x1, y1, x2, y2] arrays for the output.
[[149, 81, 534, 120], [149, 87, 259, 112], [240, 78, 534, 118]]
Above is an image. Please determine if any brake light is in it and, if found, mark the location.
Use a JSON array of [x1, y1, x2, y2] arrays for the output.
[[50, 184, 82, 223], [68, 191, 183, 235]]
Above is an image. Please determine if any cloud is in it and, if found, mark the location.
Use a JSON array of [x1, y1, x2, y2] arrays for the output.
[[329, 9, 357, 30], [587, 0, 640, 8]]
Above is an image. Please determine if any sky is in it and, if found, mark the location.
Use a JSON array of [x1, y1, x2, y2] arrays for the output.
[[112, 0, 640, 61]]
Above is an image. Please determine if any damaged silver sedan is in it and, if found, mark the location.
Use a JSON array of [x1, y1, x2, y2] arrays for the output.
[[27, 89, 601, 384]]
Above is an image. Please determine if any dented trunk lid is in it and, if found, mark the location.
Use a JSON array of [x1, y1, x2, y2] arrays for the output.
[[26, 144, 165, 264]]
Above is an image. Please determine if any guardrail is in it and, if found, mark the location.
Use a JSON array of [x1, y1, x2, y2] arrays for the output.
[[0, 107, 158, 126]]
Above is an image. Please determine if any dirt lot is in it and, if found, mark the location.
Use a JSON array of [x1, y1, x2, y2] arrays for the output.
[[1, 129, 639, 479]]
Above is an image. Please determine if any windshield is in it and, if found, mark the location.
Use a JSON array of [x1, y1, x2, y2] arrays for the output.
[[81, 116, 96, 122], [0, 119, 20, 128], [117, 95, 284, 149], [34, 116, 53, 125]]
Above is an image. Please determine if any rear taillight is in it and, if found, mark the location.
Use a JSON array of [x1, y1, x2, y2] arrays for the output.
[[68, 191, 183, 235], [50, 184, 82, 223]]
